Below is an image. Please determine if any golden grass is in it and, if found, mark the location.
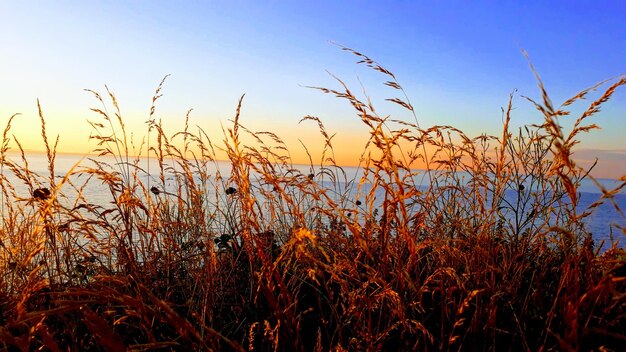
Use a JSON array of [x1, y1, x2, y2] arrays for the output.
[[0, 48, 625, 351]]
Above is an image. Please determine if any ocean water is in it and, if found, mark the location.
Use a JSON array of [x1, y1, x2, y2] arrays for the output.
[[3, 152, 625, 251]]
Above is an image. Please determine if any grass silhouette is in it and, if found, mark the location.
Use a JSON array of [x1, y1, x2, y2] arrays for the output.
[[0, 48, 625, 351]]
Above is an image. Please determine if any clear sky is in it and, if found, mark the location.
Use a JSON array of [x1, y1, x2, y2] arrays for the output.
[[1, 1, 625, 177]]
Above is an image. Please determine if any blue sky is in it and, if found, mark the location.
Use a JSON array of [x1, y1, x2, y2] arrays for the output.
[[0, 1, 624, 176]]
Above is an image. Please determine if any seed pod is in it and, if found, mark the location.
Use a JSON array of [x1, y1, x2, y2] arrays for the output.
[[33, 187, 51, 200]]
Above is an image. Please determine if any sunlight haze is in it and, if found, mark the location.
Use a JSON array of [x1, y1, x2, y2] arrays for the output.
[[1, 1, 624, 177]]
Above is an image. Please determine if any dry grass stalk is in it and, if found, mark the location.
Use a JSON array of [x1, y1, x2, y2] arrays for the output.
[[0, 49, 624, 351]]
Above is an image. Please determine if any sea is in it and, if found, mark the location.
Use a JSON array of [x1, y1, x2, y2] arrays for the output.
[[3, 152, 625, 252]]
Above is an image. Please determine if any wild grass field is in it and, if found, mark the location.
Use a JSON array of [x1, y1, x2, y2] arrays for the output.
[[1, 48, 625, 351]]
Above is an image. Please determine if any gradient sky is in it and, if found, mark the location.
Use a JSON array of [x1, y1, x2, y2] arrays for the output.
[[1, 1, 625, 177]]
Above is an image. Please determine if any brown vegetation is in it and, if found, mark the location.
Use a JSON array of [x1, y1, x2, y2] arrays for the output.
[[1, 48, 625, 351]]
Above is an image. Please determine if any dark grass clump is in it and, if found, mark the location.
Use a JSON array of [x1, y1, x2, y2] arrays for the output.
[[1, 48, 625, 351]]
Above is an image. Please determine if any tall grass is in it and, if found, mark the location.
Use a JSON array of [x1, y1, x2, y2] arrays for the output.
[[1, 49, 625, 351]]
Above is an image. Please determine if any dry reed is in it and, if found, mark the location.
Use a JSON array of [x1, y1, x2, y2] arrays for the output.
[[0, 48, 625, 351]]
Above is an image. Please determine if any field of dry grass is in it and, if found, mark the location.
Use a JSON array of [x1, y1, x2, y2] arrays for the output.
[[1, 49, 625, 351]]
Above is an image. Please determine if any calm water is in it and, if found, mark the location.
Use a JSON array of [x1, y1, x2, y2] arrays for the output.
[[4, 152, 625, 251]]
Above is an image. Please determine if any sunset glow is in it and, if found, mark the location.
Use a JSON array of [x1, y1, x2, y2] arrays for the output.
[[1, 1, 624, 177], [2, 3, 626, 350]]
